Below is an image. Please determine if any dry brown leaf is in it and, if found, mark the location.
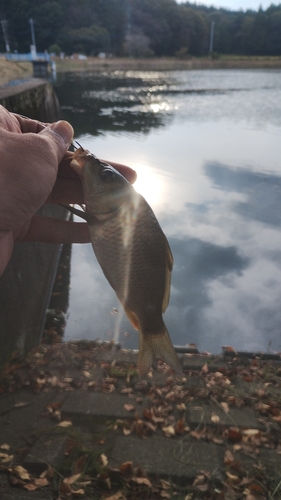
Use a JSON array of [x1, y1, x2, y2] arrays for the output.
[[131, 477, 152, 488], [160, 479, 171, 489], [60, 478, 73, 495], [34, 477, 49, 487], [162, 425, 175, 438], [211, 413, 220, 423], [220, 402, 230, 413], [245, 495, 267, 500], [190, 429, 204, 440], [14, 401, 29, 408], [73, 455, 87, 474], [13, 465, 30, 481], [160, 491, 171, 498], [0, 453, 13, 463], [72, 488, 85, 496], [0, 444, 10, 450], [23, 483, 38, 491], [119, 461, 133, 476], [242, 429, 260, 437], [57, 420, 72, 427], [201, 363, 209, 374], [106, 492, 126, 500], [123, 404, 135, 412], [224, 449, 234, 464], [68, 473, 82, 484], [100, 453, 108, 467], [192, 474, 205, 487], [226, 471, 240, 483]]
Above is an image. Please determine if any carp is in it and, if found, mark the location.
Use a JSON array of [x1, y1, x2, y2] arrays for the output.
[[66, 148, 181, 376]]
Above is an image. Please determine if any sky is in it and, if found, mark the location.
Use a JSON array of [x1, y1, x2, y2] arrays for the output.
[[177, 0, 275, 12]]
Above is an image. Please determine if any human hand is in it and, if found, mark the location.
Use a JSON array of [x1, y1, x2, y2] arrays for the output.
[[0, 106, 136, 276]]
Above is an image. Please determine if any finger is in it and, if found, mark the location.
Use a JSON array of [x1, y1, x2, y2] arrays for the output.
[[47, 177, 84, 204], [39, 121, 74, 165], [12, 113, 47, 134], [105, 160, 137, 184], [19, 215, 90, 244]]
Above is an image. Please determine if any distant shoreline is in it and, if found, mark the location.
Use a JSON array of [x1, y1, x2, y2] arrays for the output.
[[54, 55, 281, 73], [1, 55, 281, 87]]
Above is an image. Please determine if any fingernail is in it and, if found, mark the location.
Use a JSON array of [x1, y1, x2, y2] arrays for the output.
[[50, 120, 74, 146]]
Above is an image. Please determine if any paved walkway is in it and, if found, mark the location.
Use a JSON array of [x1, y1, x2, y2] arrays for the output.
[[0, 342, 280, 498]]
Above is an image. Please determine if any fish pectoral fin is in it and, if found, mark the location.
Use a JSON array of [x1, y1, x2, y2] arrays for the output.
[[124, 307, 140, 331], [138, 327, 182, 377], [60, 204, 96, 224], [162, 240, 174, 313]]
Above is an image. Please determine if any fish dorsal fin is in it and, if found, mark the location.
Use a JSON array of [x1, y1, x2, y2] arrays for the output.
[[162, 240, 173, 313]]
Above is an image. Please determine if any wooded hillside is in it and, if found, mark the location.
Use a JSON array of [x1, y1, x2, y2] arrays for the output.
[[1, 0, 281, 57]]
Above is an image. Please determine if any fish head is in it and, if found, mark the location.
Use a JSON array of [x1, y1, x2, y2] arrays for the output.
[[70, 148, 131, 214]]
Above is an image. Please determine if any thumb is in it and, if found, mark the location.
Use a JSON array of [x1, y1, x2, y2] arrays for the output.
[[39, 120, 74, 163]]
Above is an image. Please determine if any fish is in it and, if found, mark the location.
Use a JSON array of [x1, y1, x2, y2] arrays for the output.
[[66, 147, 181, 376]]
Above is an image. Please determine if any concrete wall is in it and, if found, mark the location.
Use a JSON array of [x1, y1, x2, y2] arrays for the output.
[[0, 207, 69, 369], [0, 81, 64, 370], [0, 79, 60, 122]]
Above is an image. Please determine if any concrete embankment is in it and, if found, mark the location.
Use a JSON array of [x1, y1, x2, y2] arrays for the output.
[[0, 80, 64, 368], [0, 78, 60, 122]]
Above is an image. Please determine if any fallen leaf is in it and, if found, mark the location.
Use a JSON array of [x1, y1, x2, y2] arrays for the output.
[[243, 429, 260, 437], [131, 477, 152, 488], [72, 488, 85, 496], [14, 401, 29, 408], [226, 471, 240, 483], [162, 425, 175, 438], [201, 363, 209, 374], [73, 455, 87, 474], [0, 453, 13, 463], [211, 413, 220, 423], [13, 465, 30, 481], [106, 493, 126, 500], [100, 453, 108, 467], [60, 478, 73, 495], [123, 404, 135, 412], [0, 444, 10, 450], [119, 461, 133, 476], [23, 483, 38, 491], [220, 402, 230, 413], [34, 477, 49, 487], [224, 449, 234, 464], [68, 473, 82, 484], [57, 420, 72, 427]]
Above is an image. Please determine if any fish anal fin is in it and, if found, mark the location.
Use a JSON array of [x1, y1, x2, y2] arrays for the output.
[[124, 307, 140, 331], [138, 327, 182, 377], [162, 240, 173, 313]]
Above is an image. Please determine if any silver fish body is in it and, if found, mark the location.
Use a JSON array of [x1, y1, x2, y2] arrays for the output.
[[70, 148, 181, 375]]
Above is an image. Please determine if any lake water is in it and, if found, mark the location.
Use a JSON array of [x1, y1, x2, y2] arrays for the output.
[[54, 68, 281, 354]]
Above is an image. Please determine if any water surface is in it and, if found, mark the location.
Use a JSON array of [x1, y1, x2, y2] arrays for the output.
[[54, 69, 281, 354]]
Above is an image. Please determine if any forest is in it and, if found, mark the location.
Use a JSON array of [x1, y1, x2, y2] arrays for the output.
[[1, 0, 281, 57]]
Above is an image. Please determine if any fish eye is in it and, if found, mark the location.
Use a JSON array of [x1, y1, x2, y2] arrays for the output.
[[99, 168, 116, 182]]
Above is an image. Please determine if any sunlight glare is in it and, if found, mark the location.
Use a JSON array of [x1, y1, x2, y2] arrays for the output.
[[133, 164, 164, 207]]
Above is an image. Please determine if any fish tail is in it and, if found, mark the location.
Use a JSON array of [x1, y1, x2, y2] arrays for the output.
[[138, 327, 182, 376]]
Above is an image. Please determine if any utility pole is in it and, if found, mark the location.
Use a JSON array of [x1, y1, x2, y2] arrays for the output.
[[209, 21, 215, 54], [29, 17, 37, 58], [1, 19, 10, 53]]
